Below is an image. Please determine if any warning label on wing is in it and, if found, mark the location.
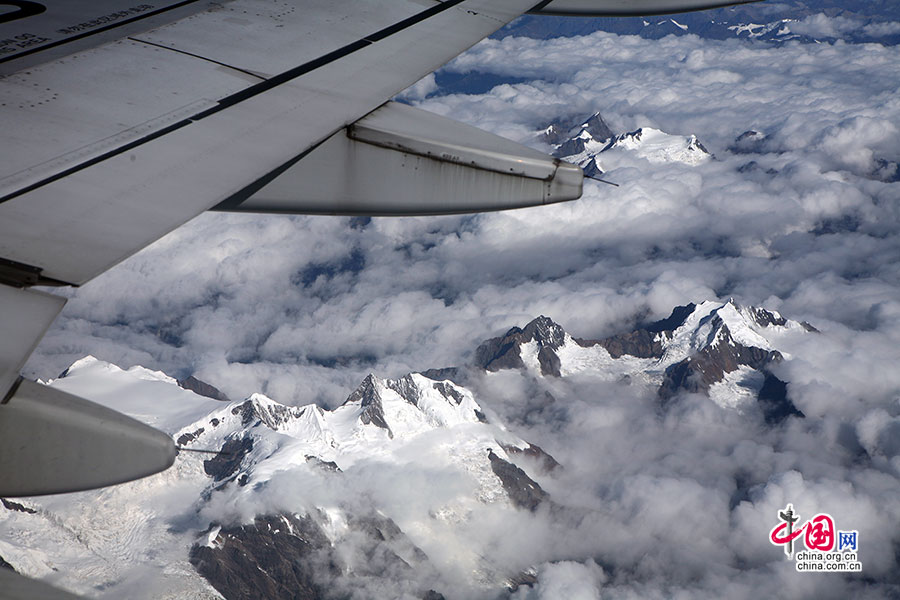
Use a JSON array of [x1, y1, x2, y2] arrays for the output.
[[0, 0, 203, 66]]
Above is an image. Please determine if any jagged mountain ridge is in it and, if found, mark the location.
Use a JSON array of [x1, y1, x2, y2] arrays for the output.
[[471, 300, 808, 422], [1, 358, 553, 599], [543, 113, 712, 178]]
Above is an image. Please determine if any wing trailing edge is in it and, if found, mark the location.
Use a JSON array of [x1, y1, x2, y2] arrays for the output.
[[215, 101, 583, 216]]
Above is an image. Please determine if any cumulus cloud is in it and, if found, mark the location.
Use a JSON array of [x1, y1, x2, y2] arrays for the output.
[[19, 20, 900, 599]]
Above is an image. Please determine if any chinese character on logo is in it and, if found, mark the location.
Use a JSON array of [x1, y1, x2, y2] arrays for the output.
[[770, 504, 801, 557], [770, 505, 836, 556], [805, 514, 834, 551], [838, 530, 858, 552]]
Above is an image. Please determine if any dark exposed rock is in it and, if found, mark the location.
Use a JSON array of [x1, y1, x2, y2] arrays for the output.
[[523, 316, 567, 350], [729, 130, 768, 154], [2, 499, 36, 514], [545, 112, 613, 153], [555, 135, 588, 158], [488, 450, 548, 511], [758, 371, 804, 424], [601, 128, 642, 152], [749, 307, 787, 328], [190, 514, 335, 600], [540, 121, 570, 146], [692, 138, 711, 155], [431, 381, 465, 405], [581, 328, 663, 359], [190, 509, 438, 600], [345, 375, 393, 438], [230, 398, 308, 430], [475, 316, 566, 376], [204, 437, 254, 482], [475, 337, 526, 372], [577, 304, 696, 359], [537, 345, 562, 377], [581, 112, 614, 142], [422, 591, 446, 600], [420, 367, 466, 386], [386, 374, 420, 406], [231, 400, 259, 427], [645, 303, 696, 333], [500, 442, 562, 474], [582, 157, 605, 178], [305, 456, 341, 473], [177, 427, 205, 446], [178, 375, 230, 402], [344, 512, 430, 571]]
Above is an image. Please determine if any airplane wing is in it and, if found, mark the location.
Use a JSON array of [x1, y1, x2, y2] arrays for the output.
[[0, 0, 759, 494], [0, 0, 571, 501]]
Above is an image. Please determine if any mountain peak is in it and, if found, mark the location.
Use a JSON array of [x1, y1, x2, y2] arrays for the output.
[[601, 127, 712, 165], [344, 374, 393, 437], [475, 315, 569, 376], [548, 117, 711, 176]]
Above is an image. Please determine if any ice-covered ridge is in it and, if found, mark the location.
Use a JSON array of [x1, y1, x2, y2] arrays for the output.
[[173, 371, 490, 476], [728, 20, 794, 38], [602, 127, 711, 166], [49, 355, 223, 433], [551, 118, 711, 176]]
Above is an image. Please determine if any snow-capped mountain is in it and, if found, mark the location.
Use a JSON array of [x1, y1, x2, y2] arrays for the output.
[[546, 114, 711, 178], [598, 128, 711, 165], [0, 302, 815, 598], [473, 300, 810, 422], [1, 359, 553, 599]]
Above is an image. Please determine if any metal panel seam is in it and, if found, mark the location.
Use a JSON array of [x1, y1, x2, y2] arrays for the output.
[[0, 0, 471, 207]]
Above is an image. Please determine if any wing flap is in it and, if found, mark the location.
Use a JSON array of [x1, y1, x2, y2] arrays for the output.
[[218, 101, 583, 215]]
